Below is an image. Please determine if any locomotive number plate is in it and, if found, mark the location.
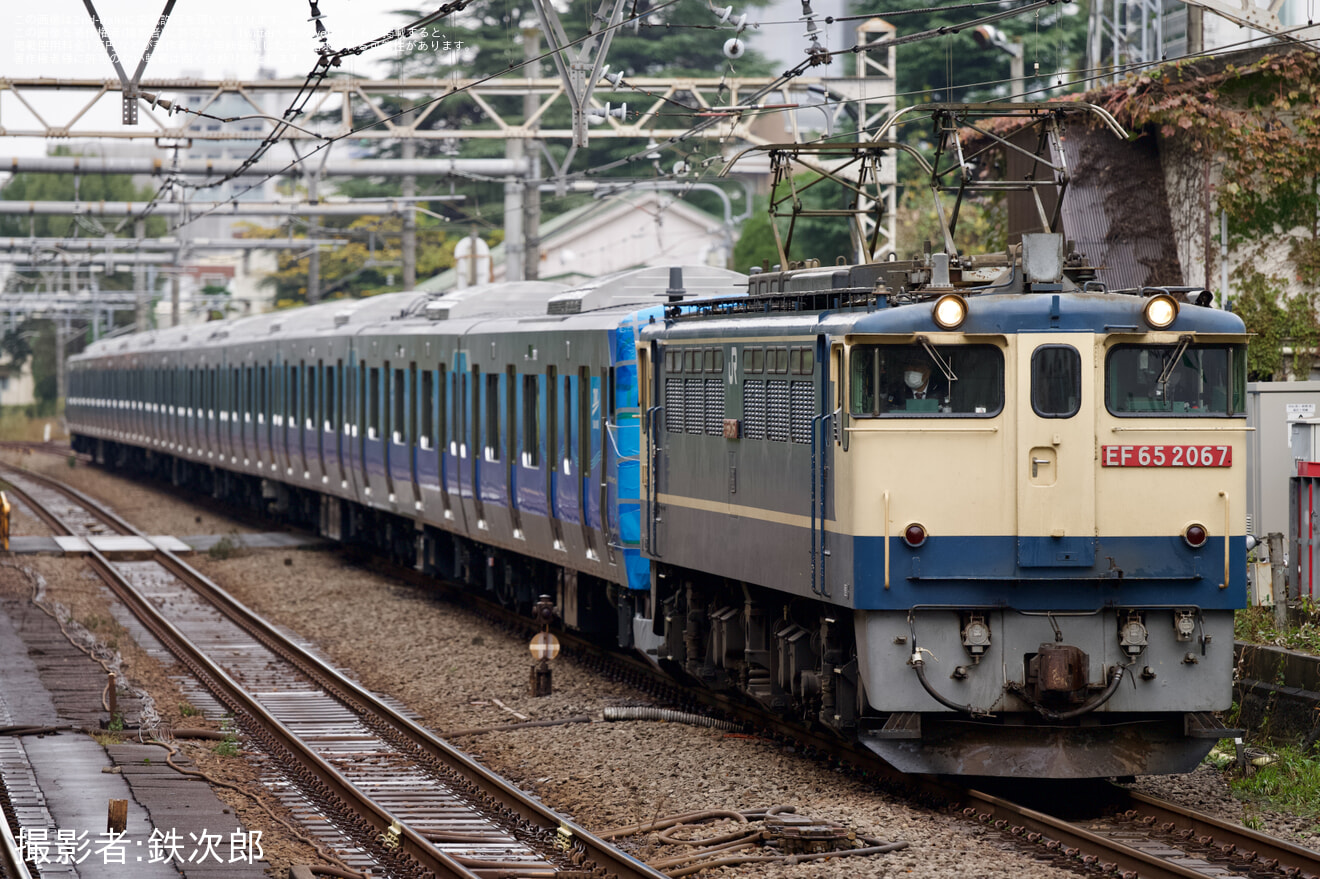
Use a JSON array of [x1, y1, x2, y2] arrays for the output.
[[1101, 444, 1231, 467]]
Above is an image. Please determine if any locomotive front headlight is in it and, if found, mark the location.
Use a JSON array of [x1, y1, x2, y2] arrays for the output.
[[932, 294, 968, 330], [1143, 294, 1178, 329]]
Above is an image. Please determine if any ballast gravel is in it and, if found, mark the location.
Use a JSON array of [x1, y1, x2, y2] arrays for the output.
[[5, 449, 1318, 877]]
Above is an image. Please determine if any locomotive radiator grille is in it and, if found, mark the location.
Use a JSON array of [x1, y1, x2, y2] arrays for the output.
[[705, 379, 725, 436], [665, 378, 684, 434], [767, 380, 790, 442], [685, 379, 704, 435], [743, 380, 766, 440], [790, 381, 814, 444]]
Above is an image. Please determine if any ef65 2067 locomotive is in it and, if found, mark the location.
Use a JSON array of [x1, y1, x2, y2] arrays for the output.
[[67, 104, 1248, 778]]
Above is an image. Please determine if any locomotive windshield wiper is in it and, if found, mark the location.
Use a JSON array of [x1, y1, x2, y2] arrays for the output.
[[1155, 334, 1193, 388], [917, 336, 958, 382]]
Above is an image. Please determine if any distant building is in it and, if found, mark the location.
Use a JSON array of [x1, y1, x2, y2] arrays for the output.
[[418, 191, 731, 292]]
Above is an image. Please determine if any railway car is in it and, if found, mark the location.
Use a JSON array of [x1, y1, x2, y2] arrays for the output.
[[67, 111, 1249, 780]]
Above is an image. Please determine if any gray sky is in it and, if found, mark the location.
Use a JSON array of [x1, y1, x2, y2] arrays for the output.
[[0, 2, 411, 162]]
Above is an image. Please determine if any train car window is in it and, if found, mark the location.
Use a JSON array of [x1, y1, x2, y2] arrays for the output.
[[307, 365, 317, 430], [791, 347, 815, 375], [607, 366, 616, 418], [770, 347, 790, 374], [438, 364, 448, 448], [421, 368, 434, 449], [578, 366, 591, 473], [563, 375, 573, 469], [789, 349, 803, 374], [523, 374, 541, 468], [368, 367, 381, 438], [849, 344, 1004, 417], [326, 365, 337, 431], [713, 350, 724, 374], [703, 349, 715, 372], [746, 348, 764, 374], [258, 366, 267, 423], [393, 368, 407, 444], [245, 366, 254, 422], [1031, 346, 1081, 418], [682, 350, 696, 373], [547, 366, 558, 468], [1106, 343, 1247, 416], [484, 372, 501, 460], [290, 365, 300, 428], [406, 361, 417, 446]]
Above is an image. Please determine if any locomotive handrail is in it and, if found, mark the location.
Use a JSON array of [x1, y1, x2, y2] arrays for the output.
[[1218, 491, 1230, 591], [809, 409, 837, 598], [846, 425, 999, 432], [1109, 426, 1253, 432]]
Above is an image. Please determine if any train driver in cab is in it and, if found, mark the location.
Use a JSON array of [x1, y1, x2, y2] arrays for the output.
[[899, 362, 947, 411]]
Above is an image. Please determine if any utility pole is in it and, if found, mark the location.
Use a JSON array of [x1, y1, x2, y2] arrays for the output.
[[57, 266, 70, 404], [134, 219, 147, 332], [524, 29, 542, 281], [401, 110, 417, 290], [307, 169, 321, 303]]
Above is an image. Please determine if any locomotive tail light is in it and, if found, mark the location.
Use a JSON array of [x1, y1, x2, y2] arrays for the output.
[[903, 523, 927, 547], [1143, 294, 1179, 329], [932, 294, 968, 330], [1183, 523, 1208, 548], [1118, 614, 1148, 657]]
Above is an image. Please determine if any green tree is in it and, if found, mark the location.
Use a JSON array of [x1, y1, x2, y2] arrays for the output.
[[0, 147, 167, 239], [241, 215, 460, 304], [733, 173, 854, 268]]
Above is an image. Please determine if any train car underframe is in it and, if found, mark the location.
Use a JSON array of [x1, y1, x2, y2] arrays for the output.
[[79, 436, 638, 650]]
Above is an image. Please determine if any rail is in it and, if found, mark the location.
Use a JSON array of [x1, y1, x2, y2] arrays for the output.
[[0, 463, 665, 879]]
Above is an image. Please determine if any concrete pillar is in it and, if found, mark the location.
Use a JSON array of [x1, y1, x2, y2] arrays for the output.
[[504, 146, 525, 283], [134, 219, 147, 332], [307, 171, 321, 303], [523, 29, 542, 281], [401, 110, 417, 290]]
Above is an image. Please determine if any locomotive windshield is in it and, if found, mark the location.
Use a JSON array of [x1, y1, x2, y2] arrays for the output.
[[1106, 343, 1246, 416], [850, 344, 1003, 417]]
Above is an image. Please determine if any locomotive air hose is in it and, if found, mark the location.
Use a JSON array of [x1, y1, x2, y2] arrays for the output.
[[602, 706, 739, 731], [911, 655, 994, 716]]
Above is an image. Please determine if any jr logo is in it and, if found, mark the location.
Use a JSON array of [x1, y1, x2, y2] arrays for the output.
[[728, 348, 737, 385]]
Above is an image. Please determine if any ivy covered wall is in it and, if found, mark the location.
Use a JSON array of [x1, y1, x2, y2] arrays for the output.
[[1089, 47, 1320, 380]]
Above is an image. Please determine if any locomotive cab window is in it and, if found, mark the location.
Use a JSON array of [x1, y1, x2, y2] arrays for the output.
[[849, 343, 1003, 417], [1031, 345, 1081, 418], [1106, 343, 1246, 416]]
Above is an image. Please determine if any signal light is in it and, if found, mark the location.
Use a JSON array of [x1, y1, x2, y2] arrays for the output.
[[903, 523, 927, 547], [1183, 524, 1207, 548]]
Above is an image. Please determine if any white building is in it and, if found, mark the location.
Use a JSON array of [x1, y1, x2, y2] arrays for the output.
[[419, 191, 732, 293]]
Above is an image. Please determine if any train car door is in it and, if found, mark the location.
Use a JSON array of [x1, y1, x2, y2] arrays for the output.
[[546, 366, 565, 549], [579, 365, 599, 560], [1016, 336, 1096, 567]]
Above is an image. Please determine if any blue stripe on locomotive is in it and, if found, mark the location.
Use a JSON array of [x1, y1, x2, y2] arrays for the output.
[[850, 534, 1245, 610]]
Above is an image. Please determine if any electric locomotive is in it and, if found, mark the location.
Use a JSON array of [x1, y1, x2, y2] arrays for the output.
[[637, 238, 1247, 777]]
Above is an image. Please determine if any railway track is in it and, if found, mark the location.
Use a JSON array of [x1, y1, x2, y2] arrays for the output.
[[5, 456, 1319, 879], [0, 463, 664, 879]]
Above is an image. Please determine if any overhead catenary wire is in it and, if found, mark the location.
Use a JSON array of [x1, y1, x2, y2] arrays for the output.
[[133, 0, 1320, 241]]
